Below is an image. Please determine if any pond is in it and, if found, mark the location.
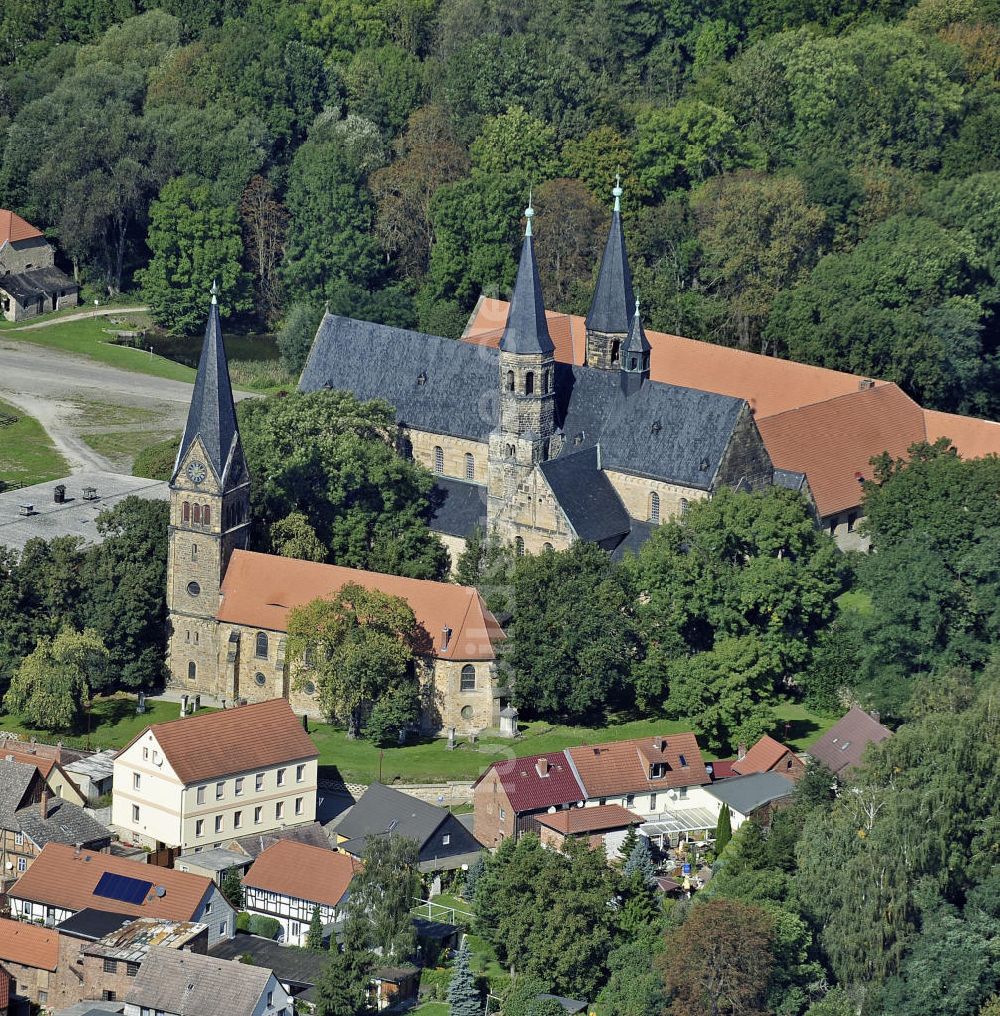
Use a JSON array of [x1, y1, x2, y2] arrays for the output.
[[147, 331, 280, 368]]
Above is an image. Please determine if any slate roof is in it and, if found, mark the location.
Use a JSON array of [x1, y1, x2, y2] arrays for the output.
[[539, 446, 631, 543], [537, 994, 589, 1015], [56, 909, 136, 942], [119, 698, 318, 785], [302, 316, 748, 490], [428, 477, 487, 538], [125, 946, 275, 1016], [587, 206, 634, 335], [242, 840, 358, 908], [210, 932, 327, 1003], [809, 706, 892, 777], [0, 758, 36, 814], [14, 797, 111, 849], [705, 772, 795, 816], [474, 752, 585, 813], [0, 266, 77, 302], [172, 297, 241, 486], [610, 519, 657, 561], [621, 303, 650, 360], [500, 230, 554, 355], [228, 821, 333, 859]]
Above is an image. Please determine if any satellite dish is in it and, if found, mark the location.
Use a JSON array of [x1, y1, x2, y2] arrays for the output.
[[155, 885, 166, 898]]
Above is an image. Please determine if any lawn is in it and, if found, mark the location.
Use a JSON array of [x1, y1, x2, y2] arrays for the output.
[[837, 587, 873, 614], [0, 396, 68, 486]]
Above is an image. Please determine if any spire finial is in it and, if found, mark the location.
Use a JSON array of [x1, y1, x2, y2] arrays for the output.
[[524, 191, 535, 238], [613, 173, 623, 213], [634, 295, 640, 317], [210, 279, 219, 305]]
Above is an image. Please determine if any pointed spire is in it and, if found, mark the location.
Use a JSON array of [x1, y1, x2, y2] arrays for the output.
[[622, 296, 651, 359], [172, 284, 241, 484], [586, 178, 635, 336], [500, 200, 554, 356]]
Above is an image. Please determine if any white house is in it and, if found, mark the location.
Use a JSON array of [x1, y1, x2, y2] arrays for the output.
[[704, 772, 796, 831], [112, 699, 319, 851]]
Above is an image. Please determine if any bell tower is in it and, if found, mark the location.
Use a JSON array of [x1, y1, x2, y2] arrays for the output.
[[166, 283, 250, 694], [488, 202, 557, 530], [585, 177, 635, 370]]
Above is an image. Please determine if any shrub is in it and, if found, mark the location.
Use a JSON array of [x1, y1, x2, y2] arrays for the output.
[[248, 914, 283, 940]]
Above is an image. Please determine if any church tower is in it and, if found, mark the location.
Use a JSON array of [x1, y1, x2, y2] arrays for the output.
[[488, 202, 557, 532], [585, 178, 635, 370], [620, 297, 651, 396], [166, 283, 250, 694]]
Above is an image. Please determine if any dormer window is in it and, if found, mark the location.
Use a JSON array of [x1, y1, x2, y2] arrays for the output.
[[649, 762, 667, 780]]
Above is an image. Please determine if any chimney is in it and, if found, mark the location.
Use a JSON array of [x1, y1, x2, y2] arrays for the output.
[[441, 626, 452, 652], [40, 787, 50, 820], [737, 742, 748, 760], [859, 378, 875, 391], [653, 737, 666, 753], [535, 757, 550, 778]]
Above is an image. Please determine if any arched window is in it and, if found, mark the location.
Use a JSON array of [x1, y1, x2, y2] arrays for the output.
[[515, 536, 525, 557], [506, 370, 515, 392], [433, 446, 444, 474], [465, 453, 475, 480], [543, 542, 553, 552], [255, 632, 269, 659], [460, 665, 476, 691], [611, 340, 621, 365], [202, 505, 210, 526], [525, 371, 534, 395], [182, 502, 190, 523], [187, 661, 197, 680], [649, 491, 661, 524], [192, 504, 201, 524], [679, 497, 690, 516], [629, 356, 638, 370], [506, 443, 516, 458]]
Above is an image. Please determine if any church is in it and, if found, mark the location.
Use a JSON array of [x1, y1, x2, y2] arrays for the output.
[[300, 184, 780, 561]]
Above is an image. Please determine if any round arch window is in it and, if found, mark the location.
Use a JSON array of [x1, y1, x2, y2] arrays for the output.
[[304, 681, 316, 696], [254, 672, 266, 687], [186, 581, 201, 597], [460, 705, 474, 721]]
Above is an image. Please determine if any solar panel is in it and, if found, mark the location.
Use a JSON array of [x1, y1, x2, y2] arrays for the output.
[[94, 871, 153, 905]]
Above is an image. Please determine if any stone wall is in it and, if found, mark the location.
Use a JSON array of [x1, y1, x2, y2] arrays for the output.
[[715, 407, 774, 492], [603, 469, 708, 523], [489, 464, 573, 551], [0, 236, 54, 274], [585, 327, 627, 370], [406, 428, 489, 484]]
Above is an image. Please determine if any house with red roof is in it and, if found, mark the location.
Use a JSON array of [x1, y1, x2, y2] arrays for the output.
[[731, 735, 805, 782], [0, 209, 78, 322]]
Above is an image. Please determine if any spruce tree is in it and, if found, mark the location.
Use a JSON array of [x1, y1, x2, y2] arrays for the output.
[[306, 904, 325, 950], [617, 825, 639, 863], [623, 836, 657, 885], [464, 855, 485, 900], [715, 805, 733, 854], [447, 941, 481, 1016]]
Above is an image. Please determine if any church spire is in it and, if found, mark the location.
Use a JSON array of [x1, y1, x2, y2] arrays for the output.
[[586, 178, 635, 365], [172, 281, 241, 484], [620, 296, 651, 395], [499, 200, 554, 356]]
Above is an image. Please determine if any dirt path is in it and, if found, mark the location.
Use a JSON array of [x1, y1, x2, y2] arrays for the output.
[[6, 305, 150, 331]]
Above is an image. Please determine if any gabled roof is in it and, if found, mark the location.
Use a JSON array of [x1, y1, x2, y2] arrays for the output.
[[705, 772, 795, 816], [587, 204, 634, 335], [757, 383, 928, 517], [535, 803, 642, 835], [331, 782, 448, 850], [242, 840, 358, 908], [14, 797, 111, 849], [0, 917, 59, 971], [119, 698, 318, 785], [228, 821, 332, 859], [217, 550, 505, 661], [172, 296, 241, 486], [1, 745, 56, 780], [0, 266, 77, 302], [0, 209, 43, 244], [923, 409, 1000, 459], [210, 932, 327, 1000], [539, 446, 631, 544], [475, 752, 585, 814], [10, 843, 217, 922], [732, 735, 796, 776], [809, 706, 892, 777], [125, 947, 275, 1016], [500, 227, 554, 356], [0, 758, 39, 815], [567, 733, 710, 797], [428, 477, 487, 538]]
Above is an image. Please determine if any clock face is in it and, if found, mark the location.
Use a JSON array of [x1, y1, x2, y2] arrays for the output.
[[186, 460, 208, 485]]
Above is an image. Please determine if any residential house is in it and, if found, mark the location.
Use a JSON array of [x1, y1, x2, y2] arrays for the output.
[[223, 821, 333, 861], [808, 706, 893, 778], [111, 698, 319, 851], [535, 804, 643, 859], [64, 752, 117, 805], [0, 759, 111, 894], [241, 840, 358, 946], [0, 209, 78, 322], [174, 847, 251, 885], [210, 933, 329, 1012], [473, 733, 715, 847], [329, 782, 483, 873], [0, 917, 60, 1010], [8, 842, 235, 949], [1, 745, 87, 806], [712, 735, 805, 783], [122, 947, 291, 1016], [703, 773, 796, 832]]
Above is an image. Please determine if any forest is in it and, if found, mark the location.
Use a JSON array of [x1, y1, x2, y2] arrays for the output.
[[3, 0, 1000, 414]]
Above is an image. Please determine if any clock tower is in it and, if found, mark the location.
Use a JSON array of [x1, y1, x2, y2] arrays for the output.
[[166, 283, 250, 696]]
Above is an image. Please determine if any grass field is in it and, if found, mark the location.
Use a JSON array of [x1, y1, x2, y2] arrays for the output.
[[0, 396, 68, 486], [837, 587, 873, 614]]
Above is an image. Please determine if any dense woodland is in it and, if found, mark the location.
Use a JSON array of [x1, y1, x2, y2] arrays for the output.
[[3, 0, 1000, 412]]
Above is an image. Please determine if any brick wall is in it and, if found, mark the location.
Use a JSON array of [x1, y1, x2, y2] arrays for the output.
[[473, 774, 516, 847]]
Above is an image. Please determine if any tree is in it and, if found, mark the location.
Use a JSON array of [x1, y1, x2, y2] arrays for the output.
[[240, 174, 287, 324], [220, 867, 244, 909], [617, 825, 639, 864], [658, 898, 774, 1016], [506, 542, 637, 723], [345, 44, 425, 135], [617, 870, 661, 940], [598, 939, 665, 1016], [287, 584, 423, 740], [276, 303, 322, 375], [622, 836, 656, 886], [447, 941, 481, 1016], [4, 627, 110, 731], [463, 854, 485, 900], [314, 940, 374, 1016], [307, 905, 325, 951], [138, 176, 252, 334], [270, 512, 327, 563], [715, 805, 732, 853]]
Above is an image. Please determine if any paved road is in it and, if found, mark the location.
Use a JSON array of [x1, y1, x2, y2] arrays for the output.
[[0, 335, 254, 473], [8, 305, 150, 331]]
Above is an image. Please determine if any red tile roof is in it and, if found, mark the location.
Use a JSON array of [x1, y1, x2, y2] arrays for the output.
[[809, 706, 892, 777], [477, 752, 585, 813], [243, 840, 358, 908], [567, 733, 710, 797], [757, 384, 929, 517], [119, 698, 318, 785], [732, 735, 795, 776], [217, 550, 505, 661], [0, 210, 43, 245], [9, 843, 217, 922], [536, 804, 643, 835], [0, 745, 55, 779], [708, 758, 737, 780], [923, 409, 1000, 460], [0, 918, 59, 971]]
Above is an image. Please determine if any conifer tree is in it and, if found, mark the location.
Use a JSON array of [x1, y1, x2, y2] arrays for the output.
[[623, 836, 657, 885], [307, 904, 325, 950], [447, 941, 481, 1016], [464, 855, 485, 900], [617, 825, 639, 863], [715, 805, 733, 854]]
